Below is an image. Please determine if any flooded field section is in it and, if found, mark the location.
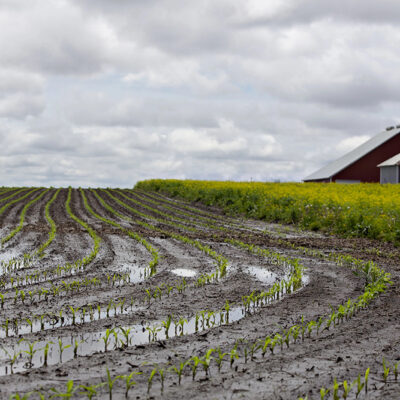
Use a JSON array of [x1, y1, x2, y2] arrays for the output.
[[0, 187, 398, 399]]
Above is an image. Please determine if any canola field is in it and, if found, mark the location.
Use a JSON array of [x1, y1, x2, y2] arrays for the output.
[[136, 180, 400, 242]]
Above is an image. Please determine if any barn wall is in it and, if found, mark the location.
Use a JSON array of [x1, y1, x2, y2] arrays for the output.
[[333, 133, 400, 183]]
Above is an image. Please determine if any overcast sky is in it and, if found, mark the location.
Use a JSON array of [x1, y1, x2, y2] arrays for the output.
[[1, 0, 400, 187]]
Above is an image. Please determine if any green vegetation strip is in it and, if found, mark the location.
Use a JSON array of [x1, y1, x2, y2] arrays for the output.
[[100, 189, 197, 233], [2, 189, 49, 245], [66, 188, 101, 266], [0, 188, 27, 204], [0, 188, 40, 217], [36, 189, 61, 257], [81, 189, 159, 274], [128, 189, 237, 229]]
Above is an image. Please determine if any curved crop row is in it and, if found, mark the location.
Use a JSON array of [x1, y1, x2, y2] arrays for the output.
[[1, 189, 49, 246], [65, 188, 101, 267], [36, 188, 61, 257], [81, 189, 159, 274]]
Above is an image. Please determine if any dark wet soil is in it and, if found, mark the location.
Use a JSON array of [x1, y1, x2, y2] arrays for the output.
[[0, 188, 398, 399]]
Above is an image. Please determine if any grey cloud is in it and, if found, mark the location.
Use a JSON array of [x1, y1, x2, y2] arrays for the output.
[[1, 1, 400, 186]]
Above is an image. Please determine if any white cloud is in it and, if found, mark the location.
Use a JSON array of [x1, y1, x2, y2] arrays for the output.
[[0, 0, 400, 185]]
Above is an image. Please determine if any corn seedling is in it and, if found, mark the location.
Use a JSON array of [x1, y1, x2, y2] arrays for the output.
[[43, 341, 54, 367], [105, 368, 122, 400], [122, 371, 141, 399], [147, 367, 158, 394], [190, 356, 201, 381], [49, 380, 76, 399], [169, 361, 188, 385], [58, 339, 71, 363], [319, 388, 329, 400], [161, 314, 173, 338], [102, 329, 114, 352], [78, 383, 105, 400], [382, 358, 390, 383], [199, 348, 214, 378], [229, 346, 239, 369], [24, 340, 39, 366], [215, 347, 228, 373], [119, 327, 132, 348], [354, 373, 364, 398]]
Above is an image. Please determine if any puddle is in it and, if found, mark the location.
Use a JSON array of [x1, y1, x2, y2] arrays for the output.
[[0, 269, 309, 376], [171, 268, 197, 277], [119, 264, 150, 283], [0, 303, 144, 339], [245, 266, 278, 285], [0, 306, 245, 375]]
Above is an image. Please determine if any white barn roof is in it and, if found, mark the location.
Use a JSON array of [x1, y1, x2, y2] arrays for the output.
[[378, 153, 400, 167], [304, 127, 400, 181]]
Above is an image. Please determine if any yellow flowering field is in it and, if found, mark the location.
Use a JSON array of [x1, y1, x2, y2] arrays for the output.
[[135, 179, 400, 242]]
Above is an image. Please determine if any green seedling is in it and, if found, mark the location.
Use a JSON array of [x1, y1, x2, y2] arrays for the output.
[[215, 347, 228, 373], [199, 348, 214, 377], [102, 328, 114, 352], [24, 340, 39, 366], [9, 392, 34, 400], [2, 346, 22, 374], [73, 339, 83, 358], [394, 362, 399, 381], [119, 327, 132, 348], [147, 367, 157, 394], [26, 318, 33, 333], [365, 367, 370, 394], [354, 373, 364, 398], [158, 368, 166, 394], [49, 380, 76, 399], [105, 368, 122, 400], [146, 325, 161, 342], [58, 339, 71, 363], [169, 361, 188, 385], [332, 378, 339, 400], [161, 314, 173, 338], [260, 336, 271, 358], [43, 341, 54, 367], [319, 387, 329, 400], [122, 371, 141, 399], [382, 358, 390, 383], [177, 317, 187, 335], [190, 356, 201, 381], [78, 383, 105, 400], [342, 380, 350, 399], [229, 347, 239, 369]]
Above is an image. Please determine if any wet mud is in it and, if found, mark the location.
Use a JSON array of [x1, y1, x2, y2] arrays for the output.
[[0, 188, 398, 399]]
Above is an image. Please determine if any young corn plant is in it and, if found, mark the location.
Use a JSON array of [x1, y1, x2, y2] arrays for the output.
[[382, 358, 390, 383], [119, 327, 132, 348], [78, 383, 105, 400], [58, 339, 71, 363], [199, 349, 214, 378], [43, 341, 54, 367], [169, 361, 189, 385], [105, 368, 122, 400], [122, 371, 141, 399], [102, 329, 114, 352], [147, 367, 158, 394], [49, 380, 76, 399], [190, 356, 201, 381], [24, 340, 39, 367]]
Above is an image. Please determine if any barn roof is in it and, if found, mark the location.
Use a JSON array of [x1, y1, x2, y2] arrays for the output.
[[303, 127, 400, 181], [378, 153, 400, 167]]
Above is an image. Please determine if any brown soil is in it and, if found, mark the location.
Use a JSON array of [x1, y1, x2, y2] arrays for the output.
[[0, 188, 398, 399]]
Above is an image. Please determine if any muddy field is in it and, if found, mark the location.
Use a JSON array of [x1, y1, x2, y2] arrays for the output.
[[0, 187, 399, 399]]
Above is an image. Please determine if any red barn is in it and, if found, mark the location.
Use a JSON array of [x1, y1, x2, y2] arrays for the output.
[[304, 126, 400, 183]]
